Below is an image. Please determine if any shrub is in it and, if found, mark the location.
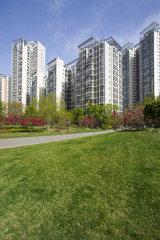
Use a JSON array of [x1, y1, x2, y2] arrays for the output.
[[143, 99, 160, 128], [101, 124, 111, 130], [79, 116, 99, 127], [107, 112, 122, 129], [122, 105, 144, 128]]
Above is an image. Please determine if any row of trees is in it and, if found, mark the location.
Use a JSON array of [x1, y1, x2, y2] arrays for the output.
[[0, 94, 66, 127], [0, 93, 160, 129]]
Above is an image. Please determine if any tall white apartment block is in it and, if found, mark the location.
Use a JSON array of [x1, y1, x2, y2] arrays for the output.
[[46, 58, 65, 101], [76, 37, 123, 111], [122, 43, 140, 108], [30, 41, 46, 100], [0, 74, 11, 105], [11, 38, 45, 105], [139, 22, 160, 101], [65, 59, 77, 110]]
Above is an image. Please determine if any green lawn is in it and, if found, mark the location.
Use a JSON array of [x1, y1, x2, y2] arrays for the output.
[[0, 130, 160, 240], [0, 127, 102, 139]]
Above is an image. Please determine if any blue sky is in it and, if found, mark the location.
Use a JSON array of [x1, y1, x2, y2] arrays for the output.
[[1, 0, 160, 75]]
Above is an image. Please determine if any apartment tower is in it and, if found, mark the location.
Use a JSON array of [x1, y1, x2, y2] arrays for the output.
[[76, 37, 123, 112], [0, 74, 11, 105], [139, 21, 160, 101], [11, 38, 45, 106], [46, 58, 65, 101], [64, 59, 77, 110], [122, 43, 140, 108]]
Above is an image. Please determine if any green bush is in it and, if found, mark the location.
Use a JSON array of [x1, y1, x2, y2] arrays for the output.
[[101, 124, 112, 130], [70, 125, 77, 128], [143, 99, 160, 128], [0, 127, 44, 133]]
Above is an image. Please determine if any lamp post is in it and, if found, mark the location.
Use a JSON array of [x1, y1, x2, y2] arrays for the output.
[[67, 116, 69, 134]]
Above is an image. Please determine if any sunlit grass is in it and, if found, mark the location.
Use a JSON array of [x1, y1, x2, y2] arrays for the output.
[[0, 130, 160, 239]]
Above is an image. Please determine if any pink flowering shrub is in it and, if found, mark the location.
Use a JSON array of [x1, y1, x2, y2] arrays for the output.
[[28, 117, 45, 126], [122, 105, 144, 128], [79, 116, 99, 127], [0, 117, 5, 125], [108, 111, 122, 128], [5, 114, 20, 125], [3, 114, 45, 127]]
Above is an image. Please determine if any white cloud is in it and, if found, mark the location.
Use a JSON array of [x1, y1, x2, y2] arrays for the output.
[[64, 26, 94, 56], [62, 1, 113, 61], [114, 10, 160, 46], [48, 0, 67, 10]]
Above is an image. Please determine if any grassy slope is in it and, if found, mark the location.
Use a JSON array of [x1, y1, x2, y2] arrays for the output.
[[0, 130, 160, 240], [0, 127, 102, 139]]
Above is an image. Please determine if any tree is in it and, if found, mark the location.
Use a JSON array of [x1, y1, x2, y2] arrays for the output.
[[85, 103, 107, 127], [54, 97, 66, 126], [143, 99, 160, 128], [72, 108, 84, 125], [38, 93, 66, 126], [104, 104, 119, 126], [0, 99, 6, 119], [38, 95, 49, 123], [24, 97, 38, 118], [8, 102, 24, 115], [142, 93, 155, 106]]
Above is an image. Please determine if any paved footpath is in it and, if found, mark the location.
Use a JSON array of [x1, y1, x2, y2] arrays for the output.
[[0, 130, 114, 149]]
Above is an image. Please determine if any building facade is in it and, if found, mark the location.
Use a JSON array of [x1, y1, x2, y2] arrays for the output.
[[139, 22, 160, 102], [46, 58, 65, 101], [122, 43, 140, 108], [75, 37, 123, 112], [64, 59, 77, 110], [0, 74, 11, 105], [11, 38, 45, 106], [45, 21, 160, 111]]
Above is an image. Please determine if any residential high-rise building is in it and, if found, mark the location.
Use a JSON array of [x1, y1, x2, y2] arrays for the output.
[[122, 43, 140, 108], [46, 58, 65, 101], [11, 38, 45, 106], [64, 59, 77, 110], [46, 37, 123, 112], [75, 37, 123, 111], [30, 41, 46, 101], [139, 21, 160, 102], [0, 74, 11, 105]]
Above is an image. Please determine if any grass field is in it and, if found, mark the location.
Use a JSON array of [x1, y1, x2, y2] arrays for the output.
[[0, 127, 102, 139], [0, 130, 160, 239]]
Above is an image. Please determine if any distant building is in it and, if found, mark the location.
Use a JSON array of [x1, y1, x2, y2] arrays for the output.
[[122, 21, 160, 107], [122, 43, 140, 108], [75, 37, 123, 111], [64, 59, 77, 110], [139, 22, 160, 101], [46, 58, 65, 101], [46, 37, 123, 112], [45, 22, 160, 111], [11, 38, 45, 105], [0, 74, 11, 105]]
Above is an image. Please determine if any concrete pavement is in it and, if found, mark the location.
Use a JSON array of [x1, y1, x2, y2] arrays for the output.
[[0, 130, 114, 149]]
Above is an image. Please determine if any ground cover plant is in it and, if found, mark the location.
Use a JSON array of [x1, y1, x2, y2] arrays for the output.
[[0, 127, 103, 139], [0, 130, 160, 239]]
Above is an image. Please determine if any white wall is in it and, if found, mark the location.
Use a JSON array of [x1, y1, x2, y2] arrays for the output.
[[56, 58, 64, 101], [104, 41, 111, 105]]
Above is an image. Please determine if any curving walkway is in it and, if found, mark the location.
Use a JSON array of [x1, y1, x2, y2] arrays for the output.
[[0, 130, 114, 149]]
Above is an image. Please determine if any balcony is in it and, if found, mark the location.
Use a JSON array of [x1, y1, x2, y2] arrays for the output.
[[86, 94, 95, 99]]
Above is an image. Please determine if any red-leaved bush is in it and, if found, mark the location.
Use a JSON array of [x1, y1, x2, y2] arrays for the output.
[[79, 116, 99, 127], [2, 114, 45, 127], [122, 105, 144, 128]]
